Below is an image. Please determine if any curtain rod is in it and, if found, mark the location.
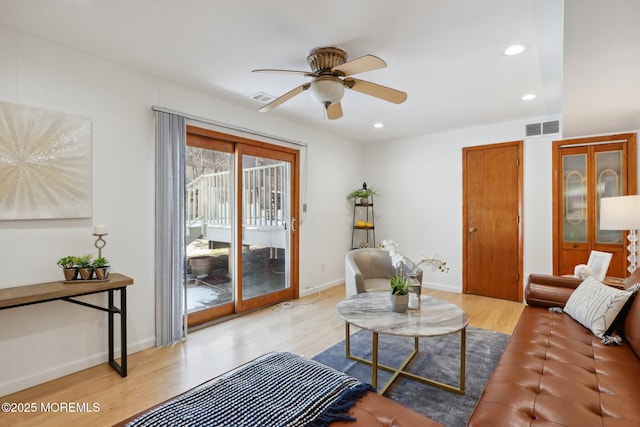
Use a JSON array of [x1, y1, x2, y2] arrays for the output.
[[152, 106, 308, 148]]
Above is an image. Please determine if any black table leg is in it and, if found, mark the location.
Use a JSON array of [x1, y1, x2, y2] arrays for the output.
[[121, 287, 127, 376], [108, 288, 127, 377]]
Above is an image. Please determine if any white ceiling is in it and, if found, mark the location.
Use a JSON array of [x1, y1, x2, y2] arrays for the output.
[[0, 0, 638, 143]]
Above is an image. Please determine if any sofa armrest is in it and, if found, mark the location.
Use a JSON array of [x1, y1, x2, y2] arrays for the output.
[[525, 274, 583, 308]]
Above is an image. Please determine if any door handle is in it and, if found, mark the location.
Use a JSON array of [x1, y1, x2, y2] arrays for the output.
[[291, 217, 297, 234], [468, 227, 477, 233]]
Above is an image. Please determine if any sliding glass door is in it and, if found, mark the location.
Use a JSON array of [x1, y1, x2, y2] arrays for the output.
[[185, 126, 299, 326], [237, 146, 295, 312]]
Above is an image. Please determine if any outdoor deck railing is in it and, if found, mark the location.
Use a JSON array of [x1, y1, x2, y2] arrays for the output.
[[186, 163, 285, 231]]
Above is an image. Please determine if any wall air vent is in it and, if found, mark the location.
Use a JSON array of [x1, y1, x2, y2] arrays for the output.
[[525, 120, 560, 137], [542, 120, 560, 134], [525, 122, 542, 137], [249, 92, 276, 103]]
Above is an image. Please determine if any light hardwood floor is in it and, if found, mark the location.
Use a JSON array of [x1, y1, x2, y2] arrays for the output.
[[2, 285, 523, 427]]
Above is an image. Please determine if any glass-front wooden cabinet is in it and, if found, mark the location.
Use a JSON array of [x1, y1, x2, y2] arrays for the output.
[[553, 133, 637, 278]]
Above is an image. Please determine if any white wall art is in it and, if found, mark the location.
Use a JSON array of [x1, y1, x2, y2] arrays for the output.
[[0, 102, 92, 220]]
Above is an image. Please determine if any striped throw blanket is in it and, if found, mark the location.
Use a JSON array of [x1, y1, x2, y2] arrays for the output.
[[126, 352, 373, 427]]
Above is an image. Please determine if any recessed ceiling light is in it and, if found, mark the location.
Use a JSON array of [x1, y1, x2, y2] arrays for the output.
[[373, 123, 384, 128], [521, 93, 537, 101], [504, 44, 526, 56]]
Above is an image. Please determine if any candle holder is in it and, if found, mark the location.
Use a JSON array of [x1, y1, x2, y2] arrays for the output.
[[94, 233, 108, 259]]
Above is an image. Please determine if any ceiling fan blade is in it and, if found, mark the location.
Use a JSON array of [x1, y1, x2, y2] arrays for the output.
[[252, 68, 315, 77], [258, 83, 310, 112], [326, 102, 343, 120], [332, 54, 386, 76], [344, 78, 407, 104]]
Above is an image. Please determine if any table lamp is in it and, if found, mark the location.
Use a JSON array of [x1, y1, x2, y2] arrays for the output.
[[600, 195, 640, 273]]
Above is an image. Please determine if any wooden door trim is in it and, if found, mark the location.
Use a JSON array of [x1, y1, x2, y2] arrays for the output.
[[186, 126, 300, 155], [185, 126, 301, 324], [235, 143, 300, 314], [462, 141, 524, 301], [552, 133, 637, 276]]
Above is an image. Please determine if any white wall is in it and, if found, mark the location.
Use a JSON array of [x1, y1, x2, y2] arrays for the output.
[[365, 119, 556, 293], [0, 28, 363, 395]]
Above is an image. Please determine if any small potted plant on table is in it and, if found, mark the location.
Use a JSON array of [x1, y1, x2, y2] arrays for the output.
[[390, 275, 410, 313], [92, 257, 110, 280], [57, 256, 78, 281], [74, 254, 93, 280]]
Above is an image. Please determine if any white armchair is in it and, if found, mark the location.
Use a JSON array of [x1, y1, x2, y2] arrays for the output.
[[344, 248, 423, 297]]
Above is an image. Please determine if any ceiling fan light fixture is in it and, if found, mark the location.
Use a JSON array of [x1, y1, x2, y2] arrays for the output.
[[309, 77, 344, 105]]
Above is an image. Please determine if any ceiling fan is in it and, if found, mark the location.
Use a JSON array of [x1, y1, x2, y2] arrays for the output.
[[252, 47, 407, 120]]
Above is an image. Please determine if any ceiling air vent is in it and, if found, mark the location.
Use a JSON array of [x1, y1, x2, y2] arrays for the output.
[[249, 92, 276, 103], [525, 120, 560, 137]]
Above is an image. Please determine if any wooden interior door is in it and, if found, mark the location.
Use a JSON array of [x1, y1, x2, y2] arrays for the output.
[[463, 141, 523, 302]]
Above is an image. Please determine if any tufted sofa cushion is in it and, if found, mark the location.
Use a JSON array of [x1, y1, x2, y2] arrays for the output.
[[468, 274, 640, 427]]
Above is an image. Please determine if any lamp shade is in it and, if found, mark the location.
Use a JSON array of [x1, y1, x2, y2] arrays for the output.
[[600, 195, 640, 230], [309, 77, 344, 105]]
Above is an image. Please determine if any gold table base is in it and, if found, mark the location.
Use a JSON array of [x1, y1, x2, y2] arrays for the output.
[[344, 323, 466, 395]]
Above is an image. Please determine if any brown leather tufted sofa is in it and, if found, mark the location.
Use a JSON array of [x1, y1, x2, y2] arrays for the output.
[[115, 357, 442, 427], [467, 271, 640, 427], [116, 389, 441, 427], [330, 391, 442, 427]]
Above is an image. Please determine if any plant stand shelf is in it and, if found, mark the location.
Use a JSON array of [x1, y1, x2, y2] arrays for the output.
[[351, 196, 375, 249]]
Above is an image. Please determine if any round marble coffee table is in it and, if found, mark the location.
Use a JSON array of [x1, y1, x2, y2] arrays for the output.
[[336, 291, 469, 395]]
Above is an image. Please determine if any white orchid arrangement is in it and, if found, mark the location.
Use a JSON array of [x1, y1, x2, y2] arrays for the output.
[[380, 239, 450, 272]]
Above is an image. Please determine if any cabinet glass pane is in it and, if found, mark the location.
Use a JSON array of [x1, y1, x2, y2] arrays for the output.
[[563, 154, 587, 242], [596, 150, 623, 244]]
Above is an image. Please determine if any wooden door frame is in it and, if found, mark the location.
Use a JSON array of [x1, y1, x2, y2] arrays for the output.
[[236, 142, 300, 313], [552, 133, 637, 276], [185, 126, 300, 324], [462, 141, 524, 301]]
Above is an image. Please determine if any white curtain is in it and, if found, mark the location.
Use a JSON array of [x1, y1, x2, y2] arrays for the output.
[[154, 110, 187, 346]]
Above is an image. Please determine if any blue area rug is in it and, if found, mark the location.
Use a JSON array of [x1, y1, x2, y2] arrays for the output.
[[312, 327, 509, 427]]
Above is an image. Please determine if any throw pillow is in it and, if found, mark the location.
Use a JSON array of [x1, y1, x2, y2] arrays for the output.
[[564, 276, 637, 338]]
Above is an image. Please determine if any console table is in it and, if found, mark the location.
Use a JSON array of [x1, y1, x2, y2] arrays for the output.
[[0, 273, 133, 377]]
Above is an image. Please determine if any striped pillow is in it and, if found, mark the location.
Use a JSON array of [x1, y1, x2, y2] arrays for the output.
[[564, 276, 636, 338]]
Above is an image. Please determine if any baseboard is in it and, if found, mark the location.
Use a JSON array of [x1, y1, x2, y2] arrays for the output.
[[0, 336, 155, 397], [423, 281, 462, 294], [299, 280, 460, 297], [300, 279, 343, 297]]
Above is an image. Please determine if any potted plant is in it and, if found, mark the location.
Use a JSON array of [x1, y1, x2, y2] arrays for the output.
[[381, 239, 449, 312], [390, 275, 410, 313], [57, 256, 78, 281], [92, 257, 110, 280], [74, 254, 93, 280], [347, 182, 378, 204]]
